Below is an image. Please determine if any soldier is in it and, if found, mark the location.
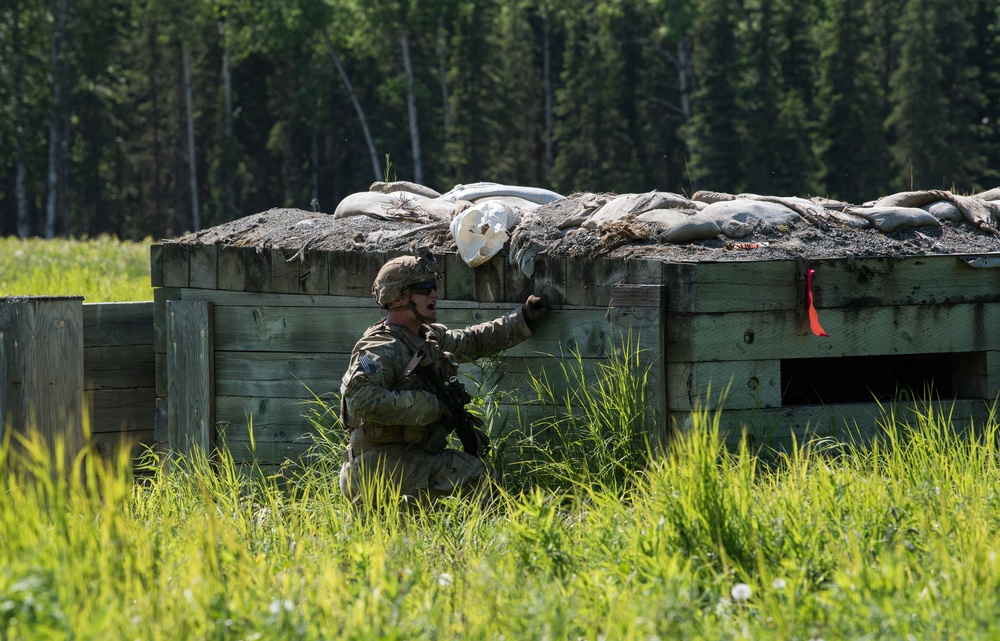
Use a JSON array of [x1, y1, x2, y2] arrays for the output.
[[339, 254, 549, 505]]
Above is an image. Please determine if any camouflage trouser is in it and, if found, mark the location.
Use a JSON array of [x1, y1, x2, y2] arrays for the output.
[[339, 443, 494, 504]]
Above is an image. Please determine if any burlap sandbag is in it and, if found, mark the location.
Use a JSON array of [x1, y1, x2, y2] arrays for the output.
[[334, 191, 426, 219], [825, 209, 872, 229], [582, 191, 699, 230], [692, 190, 735, 203], [847, 206, 941, 232], [636, 209, 721, 243], [875, 189, 951, 208], [369, 180, 441, 198], [943, 193, 996, 233], [413, 198, 472, 221]]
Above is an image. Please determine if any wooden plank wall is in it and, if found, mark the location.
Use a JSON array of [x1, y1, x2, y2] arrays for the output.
[[151, 244, 667, 467], [1, 297, 85, 460], [662, 254, 1000, 449], [0, 299, 156, 462], [83, 301, 157, 460]]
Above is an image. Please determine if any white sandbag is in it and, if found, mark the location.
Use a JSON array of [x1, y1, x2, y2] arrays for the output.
[[700, 200, 802, 230], [439, 181, 564, 205], [469, 195, 541, 211], [922, 200, 963, 222], [450, 200, 519, 268], [636, 209, 721, 243], [848, 206, 941, 232], [333, 191, 425, 219]]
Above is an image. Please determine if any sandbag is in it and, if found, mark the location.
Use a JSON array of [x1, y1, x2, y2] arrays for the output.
[[975, 187, 1000, 201], [944, 193, 996, 232], [450, 200, 519, 267], [469, 195, 541, 211], [692, 190, 735, 203], [413, 198, 472, 221], [989, 201, 1000, 222], [700, 200, 802, 230], [825, 210, 872, 229], [581, 193, 646, 229], [582, 191, 699, 230], [636, 209, 721, 243], [922, 200, 963, 222], [875, 189, 951, 208], [439, 181, 564, 205], [334, 191, 426, 220], [848, 206, 941, 232], [369, 181, 441, 198]]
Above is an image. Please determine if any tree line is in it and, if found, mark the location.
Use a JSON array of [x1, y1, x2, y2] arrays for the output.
[[1, 0, 998, 240]]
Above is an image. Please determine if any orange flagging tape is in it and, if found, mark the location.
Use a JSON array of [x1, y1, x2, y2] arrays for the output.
[[806, 268, 829, 337]]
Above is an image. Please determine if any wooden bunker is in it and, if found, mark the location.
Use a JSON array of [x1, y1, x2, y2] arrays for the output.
[[151, 236, 1000, 467]]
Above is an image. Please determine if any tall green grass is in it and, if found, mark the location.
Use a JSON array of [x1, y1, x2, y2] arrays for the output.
[[0, 236, 152, 302], [5, 343, 1000, 639]]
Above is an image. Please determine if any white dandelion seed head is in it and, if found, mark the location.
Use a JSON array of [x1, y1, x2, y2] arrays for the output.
[[772, 578, 787, 590], [438, 572, 454, 587], [731, 582, 752, 602]]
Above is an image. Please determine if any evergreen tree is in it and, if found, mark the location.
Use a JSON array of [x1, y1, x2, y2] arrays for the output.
[[887, 0, 967, 190], [551, 0, 636, 193], [446, 0, 504, 183], [688, 0, 743, 192], [816, 0, 888, 202], [491, 0, 547, 187], [969, 0, 1000, 189]]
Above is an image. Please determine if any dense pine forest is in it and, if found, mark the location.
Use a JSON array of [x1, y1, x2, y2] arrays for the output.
[[1, 0, 998, 240]]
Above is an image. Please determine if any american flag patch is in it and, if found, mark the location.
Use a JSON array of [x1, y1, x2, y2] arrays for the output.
[[359, 353, 377, 375]]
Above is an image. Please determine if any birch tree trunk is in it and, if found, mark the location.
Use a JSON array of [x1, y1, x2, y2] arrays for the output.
[[13, 0, 29, 238], [677, 34, 696, 163], [221, 25, 235, 219], [436, 12, 453, 180], [182, 39, 201, 231], [542, 14, 553, 181], [322, 31, 382, 181], [45, 0, 69, 239], [401, 29, 423, 184]]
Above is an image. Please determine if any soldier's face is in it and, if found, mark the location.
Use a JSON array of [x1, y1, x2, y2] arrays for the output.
[[407, 283, 438, 320]]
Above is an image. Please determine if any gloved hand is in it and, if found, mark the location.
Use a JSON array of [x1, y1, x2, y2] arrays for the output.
[[522, 294, 550, 324], [423, 422, 450, 454]]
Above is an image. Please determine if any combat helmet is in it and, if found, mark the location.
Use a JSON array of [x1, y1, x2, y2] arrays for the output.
[[371, 255, 440, 308]]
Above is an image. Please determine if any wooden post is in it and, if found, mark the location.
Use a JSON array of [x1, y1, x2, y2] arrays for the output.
[[0, 296, 84, 459], [166, 300, 214, 459]]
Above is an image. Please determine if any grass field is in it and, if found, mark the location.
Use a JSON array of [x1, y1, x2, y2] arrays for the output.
[[0, 235, 153, 302], [3, 402, 1000, 640], [3, 238, 1000, 639]]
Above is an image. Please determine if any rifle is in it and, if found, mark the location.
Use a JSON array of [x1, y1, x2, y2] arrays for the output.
[[415, 364, 490, 458]]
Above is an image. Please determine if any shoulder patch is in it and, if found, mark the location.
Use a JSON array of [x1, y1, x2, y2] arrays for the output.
[[358, 352, 377, 375]]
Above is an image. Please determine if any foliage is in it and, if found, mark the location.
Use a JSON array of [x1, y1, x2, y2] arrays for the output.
[[3, 381, 1000, 638], [0, 235, 152, 302], [3, 0, 1000, 238]]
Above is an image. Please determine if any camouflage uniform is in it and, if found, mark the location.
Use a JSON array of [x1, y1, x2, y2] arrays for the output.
[[339, 310, 533, 502]]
